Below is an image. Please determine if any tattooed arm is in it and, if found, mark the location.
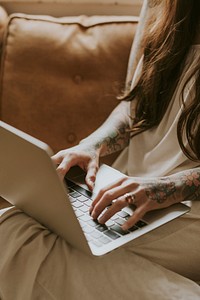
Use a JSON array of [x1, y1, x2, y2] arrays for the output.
[[90, 167, 200, 230], [52, 101, 130, 189], [170, 169, 200, 202], [145, 169, 200, 205], [79, 100, 130, 157]]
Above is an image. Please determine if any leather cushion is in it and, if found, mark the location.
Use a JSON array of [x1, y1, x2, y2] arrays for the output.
[[0, 14, 138, 153]]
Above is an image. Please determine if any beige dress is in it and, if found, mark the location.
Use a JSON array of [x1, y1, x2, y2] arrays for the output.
[[0, 46, 200, 299]]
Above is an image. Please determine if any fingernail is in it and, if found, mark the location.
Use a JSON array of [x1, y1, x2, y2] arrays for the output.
[[122, 225, 128, 231], [90, 182, 95, 189], [87, 179, 95, 190], [91, 212, 97, 219], [98, 217, 104, 224]]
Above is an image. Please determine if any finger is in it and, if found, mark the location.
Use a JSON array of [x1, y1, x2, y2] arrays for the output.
[[90, 182, 130, 219], [90, 176, 127, 211], [85, 164, 99, 191], [51, 152, 70, 179], [53, 153, 85, 179], [121, 204, 147, 231], [98, 195, 127, 224], [57, 153, 89, 179], [84, 155, 99, 190], [51, 152, 64, 165], [52, 150, 89, 179], [56, 159, 74, 179]]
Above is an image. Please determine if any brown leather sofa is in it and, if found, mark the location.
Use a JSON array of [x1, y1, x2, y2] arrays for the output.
[[0, 8, 138, 208]]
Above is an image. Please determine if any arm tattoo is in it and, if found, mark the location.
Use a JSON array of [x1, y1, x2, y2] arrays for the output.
[[148, 0, 163, 8], [180, 170, 200, 201], [145, 169, 200, 205], [145, 178, 176, 204], [95, 125, 130, 156]]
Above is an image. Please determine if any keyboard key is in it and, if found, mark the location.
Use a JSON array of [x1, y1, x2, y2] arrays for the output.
[[80, 205, 89, 213], [68, 196, 76, 203], [74, 210, 84, 218], [110, 215, 119, 221], [90, 240, 103, 247], [71, 201, 83, 208], [111, 224, 129, 236], [87, 219, 99, 227], [99, 236, 111, 244], [66, 180, 92, 198], [84, 199, 93, 207], [105, 220, 115, 227], [79, 214, 92, 222], [69, 191, 81, 198], [68, 187, 74, 193], [78, 195, 89, 202], [135, 220, 148, 228], [104, 230, 120, 240], [115, 218, 125, 226], [91, 231, 102, 239], [129, 225, 139, 232], [117, 211, 130, 218], [96, 224, 107, 232], [82, 226, 94, 234]]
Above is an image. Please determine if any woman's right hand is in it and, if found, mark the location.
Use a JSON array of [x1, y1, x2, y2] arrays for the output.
[[51, 143, 100, 191]]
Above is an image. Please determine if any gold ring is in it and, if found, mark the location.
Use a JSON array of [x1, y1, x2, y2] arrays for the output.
[[125, 193, 136, 205]]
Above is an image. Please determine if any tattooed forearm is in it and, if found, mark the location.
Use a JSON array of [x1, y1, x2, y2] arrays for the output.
[[145, 169, 200, 205], [94, 125, 130, 156], [180, 170, 200, 201], [145, 178, 176, 204], [79, 101, 130, 156]]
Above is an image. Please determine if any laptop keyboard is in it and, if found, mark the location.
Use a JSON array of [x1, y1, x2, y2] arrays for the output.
[[66, 180, 148, 248]]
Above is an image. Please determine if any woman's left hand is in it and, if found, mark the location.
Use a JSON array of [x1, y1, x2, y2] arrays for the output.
[[90, 175, 181, 231]]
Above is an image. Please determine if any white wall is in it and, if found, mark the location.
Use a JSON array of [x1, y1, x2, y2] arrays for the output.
[[0, 0, 143, 16]]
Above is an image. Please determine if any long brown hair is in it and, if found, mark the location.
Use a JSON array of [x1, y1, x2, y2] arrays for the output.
[[122, 0, 200, 161]]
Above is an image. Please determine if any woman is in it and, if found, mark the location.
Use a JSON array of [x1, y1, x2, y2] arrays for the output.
[[1, 1, 200, 299], [52, 0, 200, 277]]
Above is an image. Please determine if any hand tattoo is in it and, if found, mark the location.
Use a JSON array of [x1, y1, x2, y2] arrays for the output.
[[145, 178, 176, 204]]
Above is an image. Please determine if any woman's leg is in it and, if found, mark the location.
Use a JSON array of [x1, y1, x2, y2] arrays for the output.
[[1, 208, 200, 300], [126, 203, 200, 282]]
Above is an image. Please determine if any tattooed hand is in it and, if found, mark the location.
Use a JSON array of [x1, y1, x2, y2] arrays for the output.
[[89, 170, 200, 230]]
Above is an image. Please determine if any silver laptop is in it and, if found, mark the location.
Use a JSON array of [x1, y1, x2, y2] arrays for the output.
[[0, 121, 190, 256]]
